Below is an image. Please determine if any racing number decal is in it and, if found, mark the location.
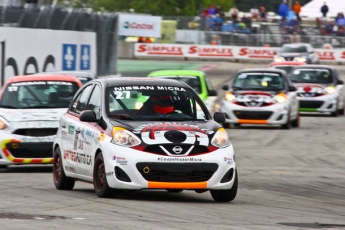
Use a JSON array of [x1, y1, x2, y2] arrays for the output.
[[114, 91, 130, 99]]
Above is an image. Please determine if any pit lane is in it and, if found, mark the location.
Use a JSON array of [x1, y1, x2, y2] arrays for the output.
[[0, 61, 344, 229]]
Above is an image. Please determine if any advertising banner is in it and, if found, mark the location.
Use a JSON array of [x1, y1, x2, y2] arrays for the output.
[[0, 27, 96, 86], [118, 14, 162, 38], [135, 43, 345, 62]]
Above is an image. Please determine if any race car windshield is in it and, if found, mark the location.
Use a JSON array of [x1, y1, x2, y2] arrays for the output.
[[273, 66, 293, 73], [0, 81, 79, 109], [152, 76, 201, 94], [280, 45, 307, 53], [107, 85, 209, 121], [233, 73, 285, 91], [290, 69, 333, 84]]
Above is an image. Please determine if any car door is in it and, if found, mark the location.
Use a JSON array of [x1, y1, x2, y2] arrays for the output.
[[285, 75, 298, 119], [203, 74, 218, 115], [82, 84, 103, 177], [63, 84, 93, 176]]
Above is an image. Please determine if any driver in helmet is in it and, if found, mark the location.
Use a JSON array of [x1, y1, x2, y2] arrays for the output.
[[137, 94, 175, 117]]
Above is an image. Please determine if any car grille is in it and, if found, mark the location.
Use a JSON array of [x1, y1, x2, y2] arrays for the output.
[[12, 128, 58, 137], [298, 93, 324, 98], [5, 142, 53, 158], [144, 145, 209, 156], [136, 163, 218, 182], [299, 101, 324, 108], [284, 57, 294, 61], [235, 102, 273, 107], [233, 110, 273, 120]]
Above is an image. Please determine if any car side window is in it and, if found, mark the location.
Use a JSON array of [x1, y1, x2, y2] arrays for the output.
[[70, 85, 93, 114], [86, 85, 101, 119], [204, 75, 214, 91]]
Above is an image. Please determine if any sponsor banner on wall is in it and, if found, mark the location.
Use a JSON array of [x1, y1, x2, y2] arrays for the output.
[[0, 27, 96, 86], [135, 43, 345, 62], [118, 14, 162, 38]]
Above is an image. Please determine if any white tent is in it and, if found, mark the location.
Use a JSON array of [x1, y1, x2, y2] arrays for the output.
[[300, 0, 345, 18]]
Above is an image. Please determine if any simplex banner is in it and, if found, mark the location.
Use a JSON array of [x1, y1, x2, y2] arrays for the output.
[[134, 43, 345, 62], [0, 27, 96, 86]]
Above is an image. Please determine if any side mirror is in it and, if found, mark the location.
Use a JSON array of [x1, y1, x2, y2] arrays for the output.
[[208, 89, 217, 96], [213, 112, 226, 123], [221, 85, 229, 91], [288, 85, 297, 92], [337, 79, 344, 85], [79, 110, 98, 122]]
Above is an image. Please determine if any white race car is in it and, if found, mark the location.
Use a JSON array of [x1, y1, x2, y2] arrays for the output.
[[0, 74, 82, 167], [289, 65, 345, 116], [53, 77, 238, 202], [219, 69, 300, 129]]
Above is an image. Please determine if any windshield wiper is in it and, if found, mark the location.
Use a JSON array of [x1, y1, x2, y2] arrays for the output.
[[232, 86, 243, 90], [0, 105, 18, 109]]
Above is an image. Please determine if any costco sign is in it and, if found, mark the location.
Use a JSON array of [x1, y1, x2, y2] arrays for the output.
[[118, 14, 162, 38]]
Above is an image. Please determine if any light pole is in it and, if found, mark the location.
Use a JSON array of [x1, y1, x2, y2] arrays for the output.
[[288, 0, 293, 9]]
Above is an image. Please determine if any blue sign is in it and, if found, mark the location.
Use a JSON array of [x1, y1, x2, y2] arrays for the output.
[[62, 44, 77, 70], [80, 45, 91, 70]]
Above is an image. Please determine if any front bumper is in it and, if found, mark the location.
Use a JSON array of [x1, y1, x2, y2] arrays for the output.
[[0, 136, 54, 165], [101, 143, 236, 190], [220, 100, 289, 125], [298, 94, 337, 113]]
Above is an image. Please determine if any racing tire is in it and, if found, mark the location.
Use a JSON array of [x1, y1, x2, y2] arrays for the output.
[[94, 152, 121, 198], [0, 165, 7, 169], [291, 113, 300, 128], [331, 110, 339, 117], [222, 123, 230, 129], [233, 123, 240, 127], [210, 170, 238, 202], [166, 189, 183, 193], [281, 114, 291, 129], [338, 107, 344, 115], [53, 146, 75, 190]]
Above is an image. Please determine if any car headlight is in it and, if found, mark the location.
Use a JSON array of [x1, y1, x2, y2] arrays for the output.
[[111, 127, 141, 147], [0, 117, 10, 130], [294, 56, 307, 62], [211, 128, 231, 148], [325, 86, 336, 94], [275, 93, 287, 103], [225, 92, 235, 102], [274, 57, 285, 62], [134, 102, 143, 110]]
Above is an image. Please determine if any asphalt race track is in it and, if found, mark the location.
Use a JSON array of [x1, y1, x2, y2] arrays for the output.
[[0, 61, 345, 230]]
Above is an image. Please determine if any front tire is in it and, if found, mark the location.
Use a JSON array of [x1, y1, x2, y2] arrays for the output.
[[338, 107, 344, 115], [331, 109, 338, 117], [281, 114, 291, 129], [291, 113, 300, 128], [53, 146, 75, 190], [210, 170, 238, 202], [222, 123, 230, 128], [94, 152, 121, 198]]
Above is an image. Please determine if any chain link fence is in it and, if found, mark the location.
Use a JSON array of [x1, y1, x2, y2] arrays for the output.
[[0, 3, 118, 76]]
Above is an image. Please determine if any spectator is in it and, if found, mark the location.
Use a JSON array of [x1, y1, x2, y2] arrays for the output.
[[208, 4, 216, 15], [260, 6, 267, 21], [211, 14, 223, 31], [250, 6, 259, 21], [201, 8, 209, 17], [281, 29, 291, 45], [278, 0, 289, 18], [229, 6, 239, 22], [321, 2, 329, 18], [279, 17, 288, 31], [215, 5, 225, 18], [335, 13, 345, 25], [290, 30, 300, 43], [293, 1, 302, 21]]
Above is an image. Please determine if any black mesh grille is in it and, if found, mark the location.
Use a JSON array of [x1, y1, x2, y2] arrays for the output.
[[13, 128, 58, 137], [299, 101, 324, 108], [136, 163, 218, 182], [144, 145, 209, 155], [5, 142, 53, 158], [236, 102, 273, 107], [297, 93, 324, 98], [233, 110, 273, 120]]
